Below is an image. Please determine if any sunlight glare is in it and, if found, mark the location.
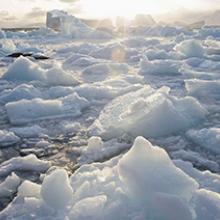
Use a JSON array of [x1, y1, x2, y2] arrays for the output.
[[80, 0, 177, 19]]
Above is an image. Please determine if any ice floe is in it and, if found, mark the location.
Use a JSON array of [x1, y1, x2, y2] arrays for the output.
[[89, 86, 207, 139]]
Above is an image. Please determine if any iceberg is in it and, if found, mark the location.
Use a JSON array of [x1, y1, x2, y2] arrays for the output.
[[89, 86, 207, 139]]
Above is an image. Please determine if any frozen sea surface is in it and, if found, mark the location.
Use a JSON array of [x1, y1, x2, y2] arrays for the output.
[[1, 10, 220, 219]]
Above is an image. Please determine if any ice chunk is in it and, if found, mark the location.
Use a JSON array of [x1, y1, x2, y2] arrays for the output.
[[47, 86, 75, 99], [89, 86, 207, 139], [0, 172, 21, 198], [0, 29, 6, 39], [10, 125, 47, 138], [175, 160, 220, 194], [194, 189, 220, 220], [6, 93, 89, 125], [69, 195, 107, 219], [140, 56, 181, 75], [2, 56, 45, 81], [118, 137, 198, 202], [0, 39, 16, 55], [0, 154, 50, 177], [2, 56, 78, 86], [46, 10, 111, 39], [186, 128, 220, 154], [45, 65, 78, 86], [46, 10, 88, 32], [18, 180, 41, 198], [0, 84, 42, 104], [0, 130, 20, 147], [175, 40, 204, 58], [185, 79, 220, 100], [41, 169, 73, 210], [78, 137, 129, 164], [1, 137, 220, 219]]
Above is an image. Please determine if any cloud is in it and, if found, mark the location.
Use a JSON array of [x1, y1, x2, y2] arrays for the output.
[[24, 7, 46, 19], [0, 10, 16, 22]]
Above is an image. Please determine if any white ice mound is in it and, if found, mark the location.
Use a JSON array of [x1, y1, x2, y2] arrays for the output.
[[41, 169, 73, 210], [46, 10, 111, 39], [18, 180, 41, 199], [6, 93, 89, 125], [0, 39, 16, 55], [175, 39, 205, 58], [118, 137, 198, 202], [69, 137, 198, 220], [0, 84, 42, 104], [2, 56, 78, 86], [0, 154, 50, 177], [0, 172, 21, 198], [1, 137, 220, 219], [46, 10, 88, 32], [186, 128, 220, 154], [89, 86, 207, 139], [140, 56, 181, 75], [2, 56, 45, 81], [10, 125, 47, 138], [185, 79, 220, 100], [0, 130, 20, 147]]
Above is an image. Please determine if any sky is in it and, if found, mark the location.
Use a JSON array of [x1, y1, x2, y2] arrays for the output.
[[0, 0, 220, 27]]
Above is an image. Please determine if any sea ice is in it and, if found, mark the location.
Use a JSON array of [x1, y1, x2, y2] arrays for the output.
[[175, 39, 205, 58], [41, 169, 73, 210], [6, 93, 89, 125], [1, 137, 220, 220], [140, 56, 181, 75], [89, 86, 207, 139], [2, 56, 78, 86], [0, 130, 20, 147], [186, 128, 220, 154], [0, 154, 50, 177]]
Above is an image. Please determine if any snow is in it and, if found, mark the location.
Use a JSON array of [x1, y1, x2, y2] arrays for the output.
[[2, 56, 45, 82], [89, 86, 207, 139], [18, 180, 41, 199], [175, 39, 205, 58], [78, 137, 129, 164], [10, 125, 47, 138], [186, 128, 220, 154], [0, 39, 16, 55], [0, 84, 42, 104], [45, 65, 78, 86], [6, 93, 89, 125], [118, 137, 198, 201], [46, 10, 111, 39], [41, 169, 73, 210], [2, 56, 78, 86], [0, 172, 21, 198], [0, 154, 50, 177], [1, 137, 220, 219], [185, 79, 220, 100], [1, 9, 220, 220], [0, 130, 20, 147], [140, 56, 181, 75]]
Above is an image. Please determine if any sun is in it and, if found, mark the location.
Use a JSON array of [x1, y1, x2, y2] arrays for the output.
[[80, 0, 175, 19]]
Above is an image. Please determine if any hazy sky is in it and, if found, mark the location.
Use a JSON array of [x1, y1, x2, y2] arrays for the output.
[[1, 0, 220, 27]]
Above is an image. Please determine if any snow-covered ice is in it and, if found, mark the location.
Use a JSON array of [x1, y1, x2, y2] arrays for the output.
[[1, 137, 220, 220], [6, 93, 89, 125], [0, 130, 20, 147], [1, 9, 220, 220], [89, 86, 207, 139]]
